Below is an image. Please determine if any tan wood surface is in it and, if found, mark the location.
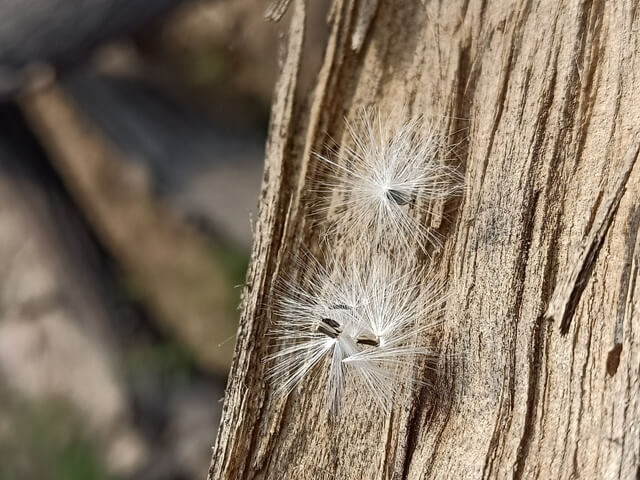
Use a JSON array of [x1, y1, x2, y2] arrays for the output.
[[209, 1, 640, 478]]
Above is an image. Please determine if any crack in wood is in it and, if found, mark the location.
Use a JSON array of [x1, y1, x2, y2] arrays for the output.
[[351, 0, 379, 51], [512, 315, 548, 479], [545, 137, 639, 334], [266, 0, 292, 21]]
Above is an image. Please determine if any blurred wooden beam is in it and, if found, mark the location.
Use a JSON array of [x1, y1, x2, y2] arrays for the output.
[[20, 84, 239, 375]]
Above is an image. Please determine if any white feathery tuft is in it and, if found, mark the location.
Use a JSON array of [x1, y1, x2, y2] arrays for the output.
[[266, 250, 445, 415], [341, 257, 445, 414], [314, 108, 463, 253]]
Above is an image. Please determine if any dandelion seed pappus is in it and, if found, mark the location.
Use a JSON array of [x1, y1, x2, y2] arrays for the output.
[[314, 107, 463, 253], [266, 250, 445, 415]]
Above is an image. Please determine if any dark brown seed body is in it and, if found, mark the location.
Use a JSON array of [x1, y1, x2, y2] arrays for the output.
[[386, 188, 411, 206], [317, 318, 342, 338], [356, 332, 380, 347]]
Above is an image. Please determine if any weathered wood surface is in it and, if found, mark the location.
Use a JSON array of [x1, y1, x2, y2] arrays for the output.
[[209, 0, 640, 478]]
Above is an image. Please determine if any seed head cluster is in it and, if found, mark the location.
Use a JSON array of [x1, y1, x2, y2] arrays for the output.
[[267, 253, 444, 414], [266, 107, 462, 416]]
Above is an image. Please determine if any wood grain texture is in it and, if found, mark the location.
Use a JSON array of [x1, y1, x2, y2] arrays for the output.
[[209, 0, 640, 478]]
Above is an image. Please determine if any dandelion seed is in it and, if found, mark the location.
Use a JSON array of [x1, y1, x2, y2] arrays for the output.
[[266, 252, 363, 414], [266, 250, 446, 415], [341, 256, 446, 414], [314, 108, 463, 253]]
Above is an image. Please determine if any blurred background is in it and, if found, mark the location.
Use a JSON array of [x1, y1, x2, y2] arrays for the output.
[[0, 1, 327, 479]]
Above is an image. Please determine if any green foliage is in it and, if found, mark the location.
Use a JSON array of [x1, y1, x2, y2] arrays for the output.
[[186, 49, 226, 88], [124, 340, 194, 388], [0, 394, 112, 480]]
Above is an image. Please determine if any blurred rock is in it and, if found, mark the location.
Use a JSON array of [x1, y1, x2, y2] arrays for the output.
[[139, 0, 279, 110], [0, 180, 147, 477], [0, 0, 187, 97]]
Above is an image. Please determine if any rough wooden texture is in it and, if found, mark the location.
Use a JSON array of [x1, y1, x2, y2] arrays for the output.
[[209, 0, 640, 478]]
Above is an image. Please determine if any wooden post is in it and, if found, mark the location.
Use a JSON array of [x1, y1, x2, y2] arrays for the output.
[[209, 1, 640, 478]]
